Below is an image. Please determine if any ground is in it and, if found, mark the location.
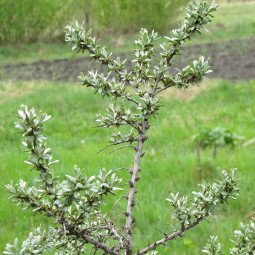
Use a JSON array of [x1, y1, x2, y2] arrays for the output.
[[1, 39, 255, 83]]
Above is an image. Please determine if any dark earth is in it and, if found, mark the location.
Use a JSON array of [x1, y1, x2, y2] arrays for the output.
[[1, 38, 255, 82]]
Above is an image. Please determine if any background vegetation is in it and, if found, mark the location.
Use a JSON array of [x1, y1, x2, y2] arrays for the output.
[[0, 0, 255, 254], [1, 0, 255, 63], [0, 0, 188, 45]]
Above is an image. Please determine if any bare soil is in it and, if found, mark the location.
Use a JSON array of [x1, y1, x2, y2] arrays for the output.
[[0, 39, 254, 83]]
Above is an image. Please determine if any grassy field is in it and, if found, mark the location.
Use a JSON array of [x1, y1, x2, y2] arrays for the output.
[[1, 79, 255, 253], [0, 1, 254, 64]]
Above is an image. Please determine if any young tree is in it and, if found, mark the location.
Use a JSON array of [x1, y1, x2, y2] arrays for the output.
[[4, 1, 254, 254]]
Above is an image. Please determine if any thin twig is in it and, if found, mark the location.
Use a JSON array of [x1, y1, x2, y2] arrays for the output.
[[93, 122, 142, 129], [154, 227, 168, 238], [97, 141, 127, 154], [126, 96, 139, 105], [113, 212, 126, 221], [153, 83, 175, 97], [106, 219, 125, 249], [110, 168, 133, 175], [108, 145, 138, 154], [111, 195, 128, 218]]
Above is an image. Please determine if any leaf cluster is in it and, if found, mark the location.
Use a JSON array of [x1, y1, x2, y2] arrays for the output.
[[167, 170, 239, 225], [194, 127, 244, 148], [202, 219, 255, 254]]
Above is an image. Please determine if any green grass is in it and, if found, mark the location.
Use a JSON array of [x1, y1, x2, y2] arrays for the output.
[[0, 37, 135, 64], [190, 1, 255, 43], [1, 79, 255, 254], [1, 1, 254, 64], [0, 43, 80, 64]]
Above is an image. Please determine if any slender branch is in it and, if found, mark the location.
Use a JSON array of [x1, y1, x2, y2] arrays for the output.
[[153, 227, 168, 238], [76, 230, 120, 255], [153, 72, 204, 97], [93, 122, 142, 129], [128, 122, 142, 133], [151, 22, 208, 96], [108, 145, 138, 154], [151, 50, 177, 95], [113, 212, 126, 221], [153, 82, 175, 97], [110, 168, 133, 175], [136, 217, 203, 255], [106, 219, 126, 250], [57, 215, 121, 255], [110, 195, 128, 218], [97, 140, 138, 154], [126, 96, 139, 105]]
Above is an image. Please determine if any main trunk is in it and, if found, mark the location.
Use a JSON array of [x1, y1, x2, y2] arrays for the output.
[[125, 121, 147, 255]]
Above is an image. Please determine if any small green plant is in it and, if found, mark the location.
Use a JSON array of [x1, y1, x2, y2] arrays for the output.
[[193, 127, 243, 162], [4, 1, 254, 254], [193, 127, 244, 162]]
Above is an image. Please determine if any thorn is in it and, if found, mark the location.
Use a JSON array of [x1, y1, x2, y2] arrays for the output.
[[167, 223, 177, 232], [129, 181, 134, 188], [135, 176, 140, 182]]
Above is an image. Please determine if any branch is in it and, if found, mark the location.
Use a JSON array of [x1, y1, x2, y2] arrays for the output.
[[93, 122, 142, 129], [110, 168, 133, 175], [151, 50, 177, 95], [124, 121, 148, 255], [106, 219, 126, 250], [10, 193, 118, 255], [153, 56, 212, 97], [113, 212, 126, 221], [78, 71, 139, 105], [126, 96, 139, 105], [65, 21, 138, 93], [108, 145, 137, 154], [151, 0, 218, 95], [97, 139, 138, 154], [50, 208, 121, 255], [153, 82, 175, 97], [137, 217, 203, 255], [79, 232, 120, 255]]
